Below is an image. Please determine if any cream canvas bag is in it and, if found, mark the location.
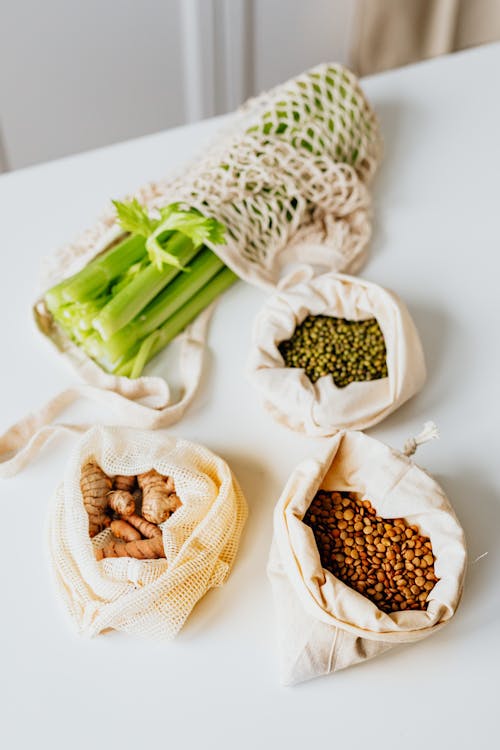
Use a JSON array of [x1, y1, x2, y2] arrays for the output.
[[0, 62, 382, 476], [268, 428, 466, 685], [248, 270, 426, 435], [49, 426, 247, 639]]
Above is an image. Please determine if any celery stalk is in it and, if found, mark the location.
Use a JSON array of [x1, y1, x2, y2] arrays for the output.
[[43, 202, 233, 378], [117, 267, 237, 377], [103, 247, 225, 362], [92, 233, 198, 341], [130, 332, 160, 379], [45, 234, 146, 310]]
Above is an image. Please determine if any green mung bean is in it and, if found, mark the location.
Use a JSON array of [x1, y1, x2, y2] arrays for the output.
[[278, 314, 388, 387]]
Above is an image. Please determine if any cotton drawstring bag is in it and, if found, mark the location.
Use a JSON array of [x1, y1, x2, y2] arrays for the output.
[[0, 63, 382, 476], [268, 427, 466, 685], [48, 425, 247, 639], [248, 270, 426, 435]]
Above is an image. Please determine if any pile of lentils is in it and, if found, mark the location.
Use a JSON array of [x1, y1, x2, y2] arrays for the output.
[[303, 490, 439, 613], [278, 314, 388, 387]]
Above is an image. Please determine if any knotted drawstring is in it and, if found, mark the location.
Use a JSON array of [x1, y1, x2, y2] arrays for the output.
[[403, 421, 439, 457]]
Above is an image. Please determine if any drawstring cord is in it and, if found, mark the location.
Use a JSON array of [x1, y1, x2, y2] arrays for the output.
[[403, 421, 439, 457]]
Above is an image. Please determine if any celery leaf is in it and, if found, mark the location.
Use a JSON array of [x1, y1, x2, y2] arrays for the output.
[[147, 206, 226, 270], [114, 200, 226, 271], [146, 238, 191, 272], [113, 199, 158, 237], [155, 205, 226, 247]]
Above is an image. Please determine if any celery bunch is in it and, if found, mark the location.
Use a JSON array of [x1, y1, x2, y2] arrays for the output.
[[44, 201, 237, 377]]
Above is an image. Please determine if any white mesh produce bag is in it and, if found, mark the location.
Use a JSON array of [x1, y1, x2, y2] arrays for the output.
[[40, 62, 381, 293], [0, 63, 382, 475], [48, 426, 247, 639], [248, 269, 426, 435], [268, 429, 466, 685]]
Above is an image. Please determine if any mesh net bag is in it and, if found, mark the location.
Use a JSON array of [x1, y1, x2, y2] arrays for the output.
[[268, 429, 466, 685], [48, 426, 247, 639], [0, 63, 382, 477], [40, 62, 382, 294], [248, 269, 426, 435]]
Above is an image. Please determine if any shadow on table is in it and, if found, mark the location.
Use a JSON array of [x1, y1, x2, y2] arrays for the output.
[[406, 300, 452, 402], [294, 466, 499, 690], [434, 469, 499, 623], [368, 299, 454, 439], [367, 97, 426, 262], [179, 450, 276, 641]]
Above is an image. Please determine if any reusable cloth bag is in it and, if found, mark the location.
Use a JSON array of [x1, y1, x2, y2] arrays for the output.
[[49, 426, 247, 639], [248, 270, 426, 435], [268, 428, 466, 685], [0, 63, 382, 476]]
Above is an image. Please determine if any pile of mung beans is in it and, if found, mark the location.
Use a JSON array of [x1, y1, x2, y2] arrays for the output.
[[303, 490, 439, 613], [278, 314, 388, 387]]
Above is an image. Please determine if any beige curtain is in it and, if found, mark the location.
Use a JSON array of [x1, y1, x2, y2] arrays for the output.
[[351, 0, 500, 76]]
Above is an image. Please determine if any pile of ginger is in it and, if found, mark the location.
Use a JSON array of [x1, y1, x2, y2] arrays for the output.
[[80, 460, 181, 560]]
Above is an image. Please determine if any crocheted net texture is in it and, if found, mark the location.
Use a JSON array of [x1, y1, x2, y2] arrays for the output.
[[49, 427, 248, 639], [41, 63, 382, 292]]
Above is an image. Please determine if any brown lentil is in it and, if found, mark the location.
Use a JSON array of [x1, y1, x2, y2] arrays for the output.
[[277, 314, 389, 387], [303, 490, 439, 614]]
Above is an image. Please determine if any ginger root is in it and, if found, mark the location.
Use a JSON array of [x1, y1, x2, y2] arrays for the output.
[[113, 475, 136, 493], [166, 493, 181, 513], [83, 463, 179, 560], [80, 460, 112, 537], [95, 535, 165, 561], [108, 490, 135, 517], [110, 519, 142, 542], [127, 514, 162, 539], [164, 476, 175, 494], [138, 469, 181, 524]]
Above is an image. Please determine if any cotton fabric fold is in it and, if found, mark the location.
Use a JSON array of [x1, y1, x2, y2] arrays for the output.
[[268, 430, 466, 684], [249, 271, 426, 435], [49, 426, 247, 639]]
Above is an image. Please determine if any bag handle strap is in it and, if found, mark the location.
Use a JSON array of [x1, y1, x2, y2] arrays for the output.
[[0, 306, 213, 478]]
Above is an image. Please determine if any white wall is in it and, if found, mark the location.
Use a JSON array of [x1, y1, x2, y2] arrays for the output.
[[253, 0, 355, 93], [0, 0, 354, 171], [0, 0, 186, 170]]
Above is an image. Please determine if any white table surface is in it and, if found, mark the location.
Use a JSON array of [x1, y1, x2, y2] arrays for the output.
[[1, 44, 499, 750]]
